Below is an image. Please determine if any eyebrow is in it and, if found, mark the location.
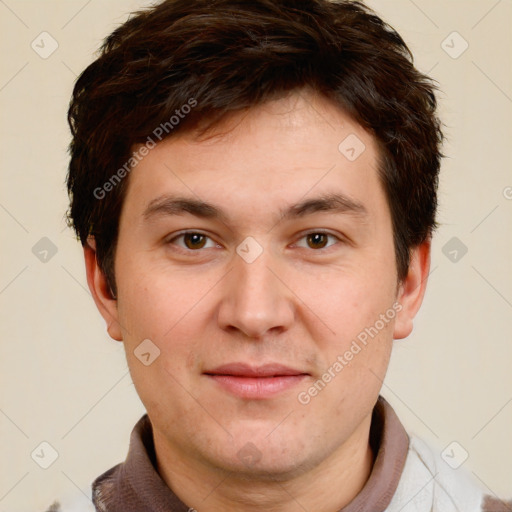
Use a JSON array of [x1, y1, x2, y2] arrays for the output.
[[143, 192, 368, 225]]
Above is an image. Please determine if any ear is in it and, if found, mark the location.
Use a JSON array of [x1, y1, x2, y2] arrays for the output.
[[393, 238, 431, 340], [84, 237, 123, 341]]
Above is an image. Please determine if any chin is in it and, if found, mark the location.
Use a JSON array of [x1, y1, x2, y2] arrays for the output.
[[222, 458, 311, 482], [202, 440, 319, 482]]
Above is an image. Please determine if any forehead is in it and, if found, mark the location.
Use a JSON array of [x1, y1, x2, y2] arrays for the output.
[[122, 91, 386, 228]]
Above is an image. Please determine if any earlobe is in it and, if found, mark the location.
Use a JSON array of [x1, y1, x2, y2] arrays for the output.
[[84, 237, 123, 341], [393, 239, 431, 340]]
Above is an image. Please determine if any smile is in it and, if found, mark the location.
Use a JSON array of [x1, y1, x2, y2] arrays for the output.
[[204, 363, 309, 399]]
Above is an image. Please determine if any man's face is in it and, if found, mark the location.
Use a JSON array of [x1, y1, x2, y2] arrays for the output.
[[99, 92, 413, 477]]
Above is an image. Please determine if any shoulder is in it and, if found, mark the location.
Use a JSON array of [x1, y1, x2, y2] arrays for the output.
[[44, 487, 95, 512], [481, 495, 512, 511], [387, 435, 512, 512]]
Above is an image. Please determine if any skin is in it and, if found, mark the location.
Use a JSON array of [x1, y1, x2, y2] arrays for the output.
[[85, 90, 430, 512]]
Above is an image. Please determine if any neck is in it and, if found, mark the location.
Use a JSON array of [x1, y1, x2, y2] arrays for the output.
[[154, 412, 375, 512]]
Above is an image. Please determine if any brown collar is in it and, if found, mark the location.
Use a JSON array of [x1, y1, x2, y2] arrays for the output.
[[92, 396, 409, 512]]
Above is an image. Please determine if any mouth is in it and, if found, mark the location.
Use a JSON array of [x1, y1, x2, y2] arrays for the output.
[[203, 363, 309, 399]]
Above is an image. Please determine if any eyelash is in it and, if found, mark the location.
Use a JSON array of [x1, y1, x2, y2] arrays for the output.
[[166, 230, 343, 253]]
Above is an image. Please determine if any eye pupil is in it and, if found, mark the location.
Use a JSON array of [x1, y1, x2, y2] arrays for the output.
[[307, 233, 328, 249], [184, 233, 206, 249]]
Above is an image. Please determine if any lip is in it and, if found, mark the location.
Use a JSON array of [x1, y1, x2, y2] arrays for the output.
[[204, 363, 309, 399]]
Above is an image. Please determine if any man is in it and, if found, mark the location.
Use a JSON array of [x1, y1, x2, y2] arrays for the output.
[[52, 0, 510, 510]]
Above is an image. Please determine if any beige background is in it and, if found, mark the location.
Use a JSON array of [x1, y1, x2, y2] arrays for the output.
[[0, 0, 511, 510]]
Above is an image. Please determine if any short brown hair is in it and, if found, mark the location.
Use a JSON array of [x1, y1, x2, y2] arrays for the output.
[[66, 0, 443, 295]]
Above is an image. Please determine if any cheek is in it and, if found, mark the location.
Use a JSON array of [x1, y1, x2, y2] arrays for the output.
[[290, 255, 398, 405], [117, 277, 205, 421], [116, 258, 211, 342], [115, 265, 208, 398], [293, 260, 398, 341]]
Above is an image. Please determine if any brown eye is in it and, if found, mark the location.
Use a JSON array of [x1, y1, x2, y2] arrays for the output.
[[306, 233, 329, 249], [294, 231, 340, 251], [183, 233, 207, 249]]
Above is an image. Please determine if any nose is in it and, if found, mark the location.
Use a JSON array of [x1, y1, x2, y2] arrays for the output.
[[216, 246, 295, 339]]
